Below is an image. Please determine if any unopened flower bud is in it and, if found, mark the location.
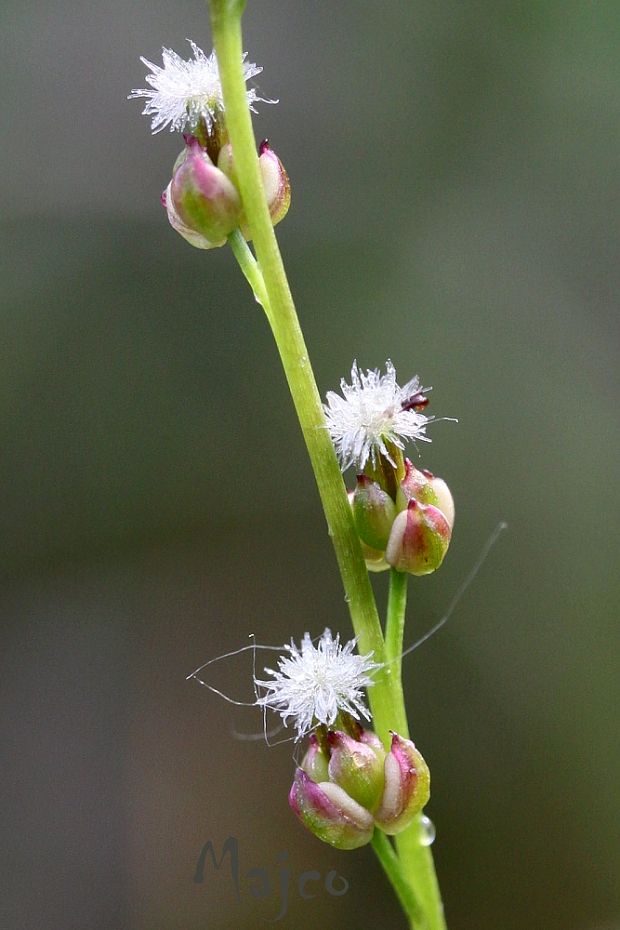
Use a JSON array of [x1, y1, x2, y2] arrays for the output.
[[258, 139, 291, 226], [385, 499, 451, 576], [289, 768, 374, 850], [161, 183, 219, 250], [353, 475, 397, 551], [347, 490, 390, 572], [327, 730, 386, 813], [217, 139, 290, 233], [301, 734, 330, 783], [359, 728, 386, 754], [215, 142, 237, 185], [374, 733, 430, 835], [423, 471, 455, 529], [396, 459, 439, 510], [169, 137, 241, 246], [363, 549, 390, 572]]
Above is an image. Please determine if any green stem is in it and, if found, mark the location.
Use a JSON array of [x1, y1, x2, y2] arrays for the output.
[[385, 568, 409, 726], [384, 569, 447, 930], [396, 825, 446, 930], [207, 3, 446, 928], [227, 228, 272, 319], [371, 830, 424, 929], [209, 0, 400, 740]]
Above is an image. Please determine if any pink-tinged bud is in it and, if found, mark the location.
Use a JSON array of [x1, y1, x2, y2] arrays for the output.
[[215, 142, 238, 190], [353, 475, 397, 551], [169, 137, 241, 245], [359, 728, 385, 755], [396, 459, 439, 511], [385, 499, 451, 576], [327, 730, 386, 813], [289, 768, 374, 850], [162, 182, 222, 250], [374, 733, 430, 835], [217, 140, 291, 232], [301, 734, 330, 783], [258, 139, 291, 226], [423, 471, 455, 529]]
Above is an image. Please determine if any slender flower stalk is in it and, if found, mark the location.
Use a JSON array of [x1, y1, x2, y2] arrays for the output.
[[372, 828, 425, 928], [206, 0, 402, 745], [384, 569, 447, 929], [205, 3, 447, 928], [227, 228, 271, 317], [385, 569, 409, 694]]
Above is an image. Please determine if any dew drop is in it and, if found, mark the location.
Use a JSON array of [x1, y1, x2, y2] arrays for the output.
[[419, 814, 436, 846], [299, 355, 308, 368]]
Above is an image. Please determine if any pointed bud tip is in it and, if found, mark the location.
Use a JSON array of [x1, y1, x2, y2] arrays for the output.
[[374, 732, 430, 836], [353, 476, 397, 551]]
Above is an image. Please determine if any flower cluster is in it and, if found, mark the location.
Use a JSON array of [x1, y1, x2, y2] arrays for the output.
[[129, 41, 289, 248], [290, 728, 430, 850], [254, 629, 379, 741], [253, 629, 429, 850], [324, 361, 432, 472], [129, 41, 274, 135], [325, 361, 455, 575]]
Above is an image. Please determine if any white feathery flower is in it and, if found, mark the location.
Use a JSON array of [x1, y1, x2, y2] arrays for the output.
[[324, 360, 433, 471], [254, 629, 379, 741], [128, 40, 276, 134]]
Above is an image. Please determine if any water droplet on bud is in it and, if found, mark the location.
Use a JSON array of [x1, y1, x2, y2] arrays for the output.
[[419, 813, 436, 846]]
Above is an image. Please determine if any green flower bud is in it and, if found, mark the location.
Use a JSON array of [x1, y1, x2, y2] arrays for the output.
[[396, 458, 439, 510], [363, 550, 390, 572], [327, 730, 386, 813], [353, 475, 397, 551], [258, 139, 291, 226], [374, 733, 430, 836], [215, 142, 237, 185], [289, 768, 374, 850], [217, 139, 291, 235], [424, 471, 455, 529], [359, 728, 386, 755], [385, 499, 451, 576], [162, 181, 223, 250], [169, 136, 241, 245], [301, 734, 330, 783], [347, 490, 390, 572]]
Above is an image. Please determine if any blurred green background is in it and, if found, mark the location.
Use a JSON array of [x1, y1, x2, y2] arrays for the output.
[[2, 1, 619, 928]]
